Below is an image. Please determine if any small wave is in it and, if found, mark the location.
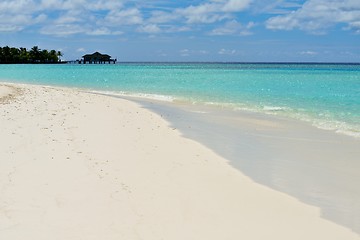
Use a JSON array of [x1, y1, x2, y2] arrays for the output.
[[90, 90, 175, 102], [336, 129, 360, 138], [203, 101, 238, 108], [260, 107, 360, 139], [311, 119, 360, 138], [127, 92, 175, 102], [263, 106, 287, 112], [205, 101, 360, 139]]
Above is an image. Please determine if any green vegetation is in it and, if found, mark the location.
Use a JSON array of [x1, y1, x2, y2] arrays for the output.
[[0, 46, 63, 64]]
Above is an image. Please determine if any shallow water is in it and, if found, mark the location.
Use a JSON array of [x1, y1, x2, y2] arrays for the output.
[[1, 63, 359, 137]]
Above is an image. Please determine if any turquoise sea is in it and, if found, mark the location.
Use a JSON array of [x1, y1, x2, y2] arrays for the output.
[[1, 63, 359, 137]]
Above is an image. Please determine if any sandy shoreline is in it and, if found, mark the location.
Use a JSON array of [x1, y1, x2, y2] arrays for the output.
[[1, 83, 359, 239], [132, 95, 360, 234]]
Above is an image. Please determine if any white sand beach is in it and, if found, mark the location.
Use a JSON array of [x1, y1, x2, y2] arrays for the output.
[[0, 83, 359, 240]]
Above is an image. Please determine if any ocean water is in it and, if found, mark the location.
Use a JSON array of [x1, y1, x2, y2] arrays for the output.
[[1, 63, 359, 137]]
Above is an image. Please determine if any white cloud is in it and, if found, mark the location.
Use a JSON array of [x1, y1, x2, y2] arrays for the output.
[[105, 8, 143, 25], [176, 3, 222, 24], [149, 11, 180, 24], [39, 0, 123, 12], [87, 28, 109, 36], [175, 0, 251, 24], [0, 25, 24, 32], [54, 12, 81, 24], [251, 0, 303, 14], [0, 11, 46, 33], [137, 24, 161, 34], [40, 24, 86, 36], [86, 0, 123, 11], [347, 21, 360, 33], [0, 0, 37, 14], [218, 48, 237, 55], [180, 49, 190, 57], [112, 30, 125, 35], [34, 13, 47, 23], [210, 20, 255, 35], [266, 0, 360, 34], [222, 0, 252, 12], [76, 47, 86, 52], [300, 50, 318, 55], [167, 26, 192, 33], [149, 0, 248, 25]]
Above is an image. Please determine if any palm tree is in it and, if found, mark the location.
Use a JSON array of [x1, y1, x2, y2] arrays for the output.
[[30, 46, 40, 63], [19, 47, 28, 63], [41, 49, 49, 63], [57, 51, 63, 62], [0, 47, 3, 63], [2, 46, 11, 63], [10, 47, 20, 63], [49, 50, 58, 63]]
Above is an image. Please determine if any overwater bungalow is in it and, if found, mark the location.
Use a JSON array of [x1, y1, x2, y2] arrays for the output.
[[80, 52, 116, 64]]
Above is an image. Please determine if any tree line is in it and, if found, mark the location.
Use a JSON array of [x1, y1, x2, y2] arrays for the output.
[[0, 46, 63, 64]]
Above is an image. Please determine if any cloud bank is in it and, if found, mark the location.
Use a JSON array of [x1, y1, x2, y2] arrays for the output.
[[1, 0, 360, 36], [266, 0, 360, 34]]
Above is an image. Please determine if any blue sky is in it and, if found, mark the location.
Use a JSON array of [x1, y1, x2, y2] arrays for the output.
[[1, 0, 360, 62]]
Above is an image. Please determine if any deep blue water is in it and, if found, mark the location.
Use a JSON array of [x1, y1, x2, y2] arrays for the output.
[[1, 63, 359, 137]]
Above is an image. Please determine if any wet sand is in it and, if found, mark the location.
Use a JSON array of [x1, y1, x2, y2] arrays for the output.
[[131, 97, 360, 234]]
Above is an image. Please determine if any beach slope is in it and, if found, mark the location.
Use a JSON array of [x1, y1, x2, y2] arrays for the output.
[[0, 83, 358, 240]]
